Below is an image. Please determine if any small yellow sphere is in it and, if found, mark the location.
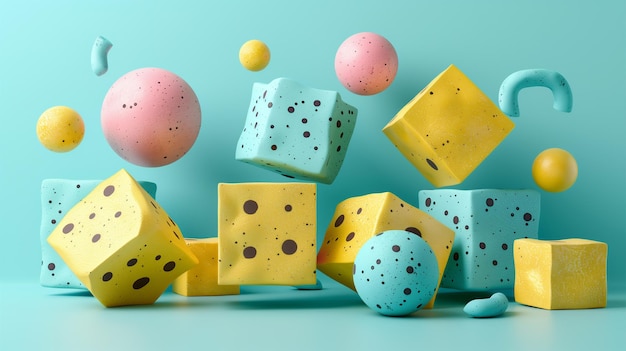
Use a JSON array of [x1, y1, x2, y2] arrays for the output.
[[532, 148, 578, 192], [36, 106, 85, 152], [239, 39, 270, 71]]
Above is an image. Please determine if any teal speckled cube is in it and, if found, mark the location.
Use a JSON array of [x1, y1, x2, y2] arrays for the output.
[[418, 189, 540, 290], [40, 179, 156, 289], [235, 78, 357, 184]]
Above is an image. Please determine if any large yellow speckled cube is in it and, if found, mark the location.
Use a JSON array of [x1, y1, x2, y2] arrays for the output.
[[316, 192, 455, 308], [514, 238, 607, 310], [218, 183, 317, 285], [173, 238, 240, 296], [47, 169, 198, 308], [382, 64, 515, 188]]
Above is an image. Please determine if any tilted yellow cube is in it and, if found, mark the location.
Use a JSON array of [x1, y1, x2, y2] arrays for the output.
[[218, 183, 317, 285], [47, 169, 198, 307], [316, 192, 454, 308], [514, 238, 607, 310], [383, 64, 515, 187], [173, 238, 240, 296]]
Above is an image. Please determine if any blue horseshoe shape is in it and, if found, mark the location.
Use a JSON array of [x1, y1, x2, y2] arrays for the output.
[[498, 69, 573, 117]]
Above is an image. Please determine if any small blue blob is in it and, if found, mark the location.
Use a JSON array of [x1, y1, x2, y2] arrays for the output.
[[91, 35, 113, 76], [463, 292, 509, 318]]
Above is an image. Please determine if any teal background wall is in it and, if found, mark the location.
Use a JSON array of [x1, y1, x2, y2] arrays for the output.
[[1, 0, 624, 287]]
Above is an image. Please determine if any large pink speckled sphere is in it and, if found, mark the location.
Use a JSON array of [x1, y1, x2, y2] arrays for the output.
[[101, 67, 201, 167], [334, 32, 398, 95]]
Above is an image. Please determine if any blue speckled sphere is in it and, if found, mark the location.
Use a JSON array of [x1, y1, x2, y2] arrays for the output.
[[353, 230, 439, 316]]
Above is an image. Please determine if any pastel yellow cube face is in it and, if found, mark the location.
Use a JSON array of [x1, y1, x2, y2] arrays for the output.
[[218, 183, 317, 285], [382, 64, 514, 187], [47, 169, 198, 307], [514, 238, 607, 310], [173, 238, 240, 296], [316, 192, 455, 308]]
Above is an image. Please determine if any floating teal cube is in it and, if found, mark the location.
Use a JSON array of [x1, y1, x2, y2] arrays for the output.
[[418, 189, 540, 290], [235, 78, 357, 184]]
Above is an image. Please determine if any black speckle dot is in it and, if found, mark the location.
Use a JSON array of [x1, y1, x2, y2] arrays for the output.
[[62, 223, 74, 234], [405, 227, 422, 237], [282, 239, 297, 255], [163, 261, 176, 272], [243, 200, 258, 214], [243, 246, 257, 259], [102, 272, 113, 282], [133, 277, 150, 289], [334, 214, 345, 227], [426, 159, 438, 170], [103, 185, 115, 197]]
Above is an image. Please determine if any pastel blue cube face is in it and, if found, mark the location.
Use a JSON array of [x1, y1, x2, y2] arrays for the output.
[[40, 179, 157, 289], [235, 78, 357, 184], [418, 189, 540, 290]]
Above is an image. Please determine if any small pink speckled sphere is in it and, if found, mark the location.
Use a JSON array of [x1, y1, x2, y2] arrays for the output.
[[334, 32, 398, 95], [101, 67, 201, 167]]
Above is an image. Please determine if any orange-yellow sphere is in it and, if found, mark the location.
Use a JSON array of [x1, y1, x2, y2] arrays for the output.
[[239, 39, 270, 71], [36, 106, 85, 152], [532, 148, 578, 192]]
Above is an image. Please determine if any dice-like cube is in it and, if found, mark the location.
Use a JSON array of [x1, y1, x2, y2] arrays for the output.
[[40, 179, 156, 289], [514, 238, 607, 310], [419, 189, 540, 290], [47, 169, 198, 307], [316, 192, 454, 308], [218, 182, 317, 285], [383, 64, 515, 187], [235, 78, 357, 184], [173, 238, 240, 296]]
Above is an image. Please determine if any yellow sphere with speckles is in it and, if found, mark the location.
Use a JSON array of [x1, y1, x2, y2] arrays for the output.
[[239, 39, 270, 71], [36, 106, 85, 152], [532, 148, 578, 192]]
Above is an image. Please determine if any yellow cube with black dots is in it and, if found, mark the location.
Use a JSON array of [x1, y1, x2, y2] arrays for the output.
[[514, 238, 607, 310], [316, 192, 455, 308], [47, 169, 198, 307], [383, 64, 515, 187], [217, 183, 317, 285], [173, 238, 240, 296]]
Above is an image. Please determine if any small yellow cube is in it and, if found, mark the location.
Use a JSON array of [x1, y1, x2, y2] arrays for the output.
[[514, 238, 607, 310], [383, 64, 514, 187], [173, 238, 240, 296]]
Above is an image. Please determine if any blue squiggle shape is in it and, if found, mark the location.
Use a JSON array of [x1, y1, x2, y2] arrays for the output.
[[91, 36, 113, 76], [498, 69, 573, 117]]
